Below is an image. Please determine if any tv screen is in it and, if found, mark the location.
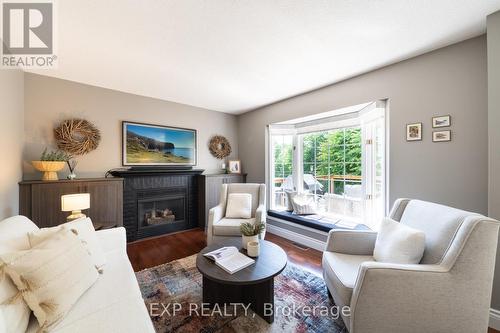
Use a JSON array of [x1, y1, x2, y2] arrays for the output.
[[122, 121, 197, 167]]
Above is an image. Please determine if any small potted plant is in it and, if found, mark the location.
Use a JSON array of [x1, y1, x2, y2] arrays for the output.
[[240, 221, 265, 250], [32, 149, 69, 181]]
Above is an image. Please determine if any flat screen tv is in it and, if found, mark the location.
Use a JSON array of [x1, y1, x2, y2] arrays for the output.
[[122, 121, 197, 167]]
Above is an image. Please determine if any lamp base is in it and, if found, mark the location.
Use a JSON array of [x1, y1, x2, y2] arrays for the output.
[[67, 210, 87, 221]]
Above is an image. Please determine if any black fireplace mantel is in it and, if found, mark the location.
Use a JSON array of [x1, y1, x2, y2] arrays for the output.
[[109, 168, 204, 241], [109, 168, 204, 177]]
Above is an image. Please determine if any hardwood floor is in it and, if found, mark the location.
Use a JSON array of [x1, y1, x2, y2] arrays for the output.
[[127, 228, 207, 271], [127, 228, 323, 273], [127, 229, 499, 333]]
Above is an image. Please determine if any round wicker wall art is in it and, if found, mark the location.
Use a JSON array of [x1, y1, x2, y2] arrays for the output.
[[54, 119, 101, 156], [209, 135, 232, 159]]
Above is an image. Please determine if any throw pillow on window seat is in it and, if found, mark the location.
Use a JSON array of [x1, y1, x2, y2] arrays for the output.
[[291, 194, 317, 215], [285, 190, 297, 212]]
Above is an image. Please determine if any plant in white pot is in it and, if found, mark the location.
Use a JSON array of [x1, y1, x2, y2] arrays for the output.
[[31, 149, 70, 181], [240, 221, 265, 250]]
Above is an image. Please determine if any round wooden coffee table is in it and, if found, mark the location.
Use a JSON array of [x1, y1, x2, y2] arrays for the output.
[[196, 238, 287, 323]]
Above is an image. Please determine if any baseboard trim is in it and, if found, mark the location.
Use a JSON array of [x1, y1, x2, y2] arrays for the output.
[[490, 308, 500, 330], [267, 223, 326, 252]]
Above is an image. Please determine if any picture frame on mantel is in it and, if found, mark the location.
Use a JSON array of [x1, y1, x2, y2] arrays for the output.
[[228, 160, 241, 174]]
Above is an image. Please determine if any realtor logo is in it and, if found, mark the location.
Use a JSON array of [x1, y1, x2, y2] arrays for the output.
[[1, 0, 57, 68]]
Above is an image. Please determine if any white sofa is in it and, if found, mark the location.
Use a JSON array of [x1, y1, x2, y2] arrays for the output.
[[0, 215, 155, 333]]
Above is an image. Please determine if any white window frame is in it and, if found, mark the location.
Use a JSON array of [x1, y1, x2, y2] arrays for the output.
[[266, 100, 389, 228]]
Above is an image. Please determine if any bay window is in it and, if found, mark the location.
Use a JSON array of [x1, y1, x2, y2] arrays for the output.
[[268, 101, 387, 230]]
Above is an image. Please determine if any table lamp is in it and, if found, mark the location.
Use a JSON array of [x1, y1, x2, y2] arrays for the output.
[[61, 193, 90, 221]]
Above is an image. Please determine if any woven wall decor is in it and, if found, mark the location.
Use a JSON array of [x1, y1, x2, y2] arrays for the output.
[[209, 135, 232, 159], [54, 119, 101, 155]]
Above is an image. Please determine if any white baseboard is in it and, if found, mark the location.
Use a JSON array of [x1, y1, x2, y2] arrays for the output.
[[490, 308, 500, 330], [266, 223, 326, 252]]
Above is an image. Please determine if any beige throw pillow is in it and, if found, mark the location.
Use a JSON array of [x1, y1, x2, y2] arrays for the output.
[[373, 217, 426, 264], [225, 193, 252, 219], [28, 217, 106, 271], [0, 216, 39, 333], [292, 194, 317, 215], [0, 228, 99, 331]]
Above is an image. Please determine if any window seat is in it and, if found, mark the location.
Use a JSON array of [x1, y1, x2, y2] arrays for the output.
[[267, 210, 370, 233]]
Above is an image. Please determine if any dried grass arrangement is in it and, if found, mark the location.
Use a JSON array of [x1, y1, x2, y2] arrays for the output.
[[208, 135, 232, 159], [54, 119, 101, 155]]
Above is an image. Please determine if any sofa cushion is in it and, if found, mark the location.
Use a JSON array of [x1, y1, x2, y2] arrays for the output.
[[373, 217, 426, 264], [0, 216, 39, 333], [1, 228, 99, 331], [213, 218, 256, 236], [322, 252, 373, 306], [225, 193, 252, 219], [399, 200, 474, 264], [28, 217, 106, 270], [26, 245, 154, 333]]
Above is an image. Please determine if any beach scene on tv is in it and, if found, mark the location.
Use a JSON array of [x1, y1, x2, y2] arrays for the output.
[[125, 123, 196, 165]]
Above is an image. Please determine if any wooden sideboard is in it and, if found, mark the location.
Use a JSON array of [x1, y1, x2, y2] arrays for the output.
[[19, 178, 123, 228], [197, 173, 247, 230]]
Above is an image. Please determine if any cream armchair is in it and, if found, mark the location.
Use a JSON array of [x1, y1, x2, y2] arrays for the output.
[[207, 183, 266, 245], [323, 199, 500, 333]]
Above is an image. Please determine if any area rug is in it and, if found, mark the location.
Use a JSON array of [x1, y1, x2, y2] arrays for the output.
[[136, 255, 347, 333]]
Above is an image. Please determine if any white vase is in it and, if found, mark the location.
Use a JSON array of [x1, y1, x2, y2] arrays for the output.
[[242, 235, 259, 249], [247, 241, 260, 257]]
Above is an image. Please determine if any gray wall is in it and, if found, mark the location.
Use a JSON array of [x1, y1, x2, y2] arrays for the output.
[[488, 10, 500, 310], [238, 36, 488, 215], [23, 74, 238, 179], [0, 70, 24, 219]]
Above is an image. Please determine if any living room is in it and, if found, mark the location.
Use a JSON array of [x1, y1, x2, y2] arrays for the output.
[[2, 1, 500, 332]]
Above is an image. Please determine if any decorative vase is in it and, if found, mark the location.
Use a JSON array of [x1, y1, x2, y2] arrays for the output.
[[247, 241, 260, 257], [242, 234, 259, 250], [31, 161, 66, 181]]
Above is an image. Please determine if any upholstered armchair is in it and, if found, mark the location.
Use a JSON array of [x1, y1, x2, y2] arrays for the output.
[[207, 183, 266, 245], [323, 199, 500, 333]]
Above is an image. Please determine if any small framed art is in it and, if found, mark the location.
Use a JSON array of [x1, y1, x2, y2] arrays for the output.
[[406, 123, 422, 141], [433, 130, 451, 142], [228, 160, 241, 174], [432, 115, 451, 128]]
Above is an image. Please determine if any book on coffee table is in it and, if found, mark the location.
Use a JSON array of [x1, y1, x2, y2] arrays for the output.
[[203, 246, 255, 274]]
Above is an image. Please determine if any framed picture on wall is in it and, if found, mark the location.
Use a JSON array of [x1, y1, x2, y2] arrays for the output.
[[433, 130, 451, 142], [406, 123, 422, 141], [432, 115, 451, 128], [228, 160, 241, 174]]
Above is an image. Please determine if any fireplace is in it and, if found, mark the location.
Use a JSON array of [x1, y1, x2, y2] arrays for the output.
[[109, 168, 204, 241]]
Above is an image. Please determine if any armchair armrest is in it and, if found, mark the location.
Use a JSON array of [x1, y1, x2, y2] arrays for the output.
[[208, 204, 224, 226], [207, 204, 224, 244], [350, 261, 453, 333], [255, 204, 266, 224], [325, 229, 377, 255]]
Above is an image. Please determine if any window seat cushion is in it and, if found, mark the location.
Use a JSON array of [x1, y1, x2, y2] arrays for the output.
[[267, 210, 370, 232]]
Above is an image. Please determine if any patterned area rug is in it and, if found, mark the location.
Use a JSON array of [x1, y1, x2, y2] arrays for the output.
[[136, 255, 347, 333]]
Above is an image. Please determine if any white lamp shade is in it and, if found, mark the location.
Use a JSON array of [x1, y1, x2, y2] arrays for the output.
[[61, 193, 90, 212]]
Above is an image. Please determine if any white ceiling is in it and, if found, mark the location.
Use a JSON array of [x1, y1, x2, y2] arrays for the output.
[[28, 0, 500, 114]]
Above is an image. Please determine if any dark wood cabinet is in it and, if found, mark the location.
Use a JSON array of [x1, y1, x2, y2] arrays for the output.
[[197, 173, 247, 230], [19, 178, 123, 228]]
